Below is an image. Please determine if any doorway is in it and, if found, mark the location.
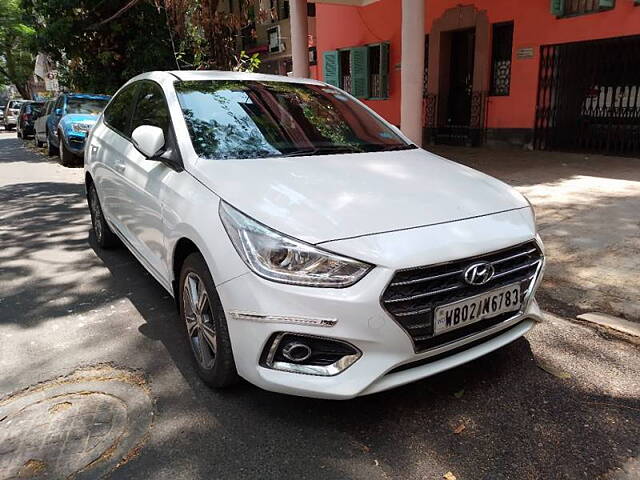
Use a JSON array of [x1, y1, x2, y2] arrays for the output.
[[437, 28, 476, 145]]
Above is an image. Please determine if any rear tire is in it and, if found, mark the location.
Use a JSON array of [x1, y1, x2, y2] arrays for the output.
[[87, 182, 119, 249], [179, 253, 239, 388]]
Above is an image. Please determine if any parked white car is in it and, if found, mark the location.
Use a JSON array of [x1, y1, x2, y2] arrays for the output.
[[2, 99, 25, 131], [85, 71, 545, 399]]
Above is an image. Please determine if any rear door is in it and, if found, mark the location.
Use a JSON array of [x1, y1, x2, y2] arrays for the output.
[[113, 80, 174, 280]]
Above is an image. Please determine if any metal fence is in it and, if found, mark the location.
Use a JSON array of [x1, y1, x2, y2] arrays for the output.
[[534, 35, 640, 156]]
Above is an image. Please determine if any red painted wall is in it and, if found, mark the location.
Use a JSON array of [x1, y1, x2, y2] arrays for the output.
[[315, 0, 640, 129]]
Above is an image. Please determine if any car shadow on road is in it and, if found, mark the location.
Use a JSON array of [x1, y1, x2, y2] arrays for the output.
[[1, 179, 638, 480], [97, 244, 639, 480]]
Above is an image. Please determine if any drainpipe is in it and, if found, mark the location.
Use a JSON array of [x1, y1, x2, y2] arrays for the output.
[[400, 0, 425, 146], [290, 0, 310, 77]]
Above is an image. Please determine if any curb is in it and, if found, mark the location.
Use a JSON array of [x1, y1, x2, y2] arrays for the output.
[[576, 312, 640, 338]]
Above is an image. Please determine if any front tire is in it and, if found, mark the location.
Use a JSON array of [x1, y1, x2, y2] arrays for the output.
[[59, 137, 78, 167], [87, 183, 119, 249], [179, 253, 238, 388]]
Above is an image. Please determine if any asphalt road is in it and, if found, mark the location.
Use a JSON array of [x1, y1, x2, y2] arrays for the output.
[[0, 131, 638, 480]]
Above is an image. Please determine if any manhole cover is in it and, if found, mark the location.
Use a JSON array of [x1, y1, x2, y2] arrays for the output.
[[0, 366, 153, 479]]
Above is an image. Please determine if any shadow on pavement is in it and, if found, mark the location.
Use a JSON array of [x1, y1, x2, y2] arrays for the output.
[[1, 176, 638, 479]]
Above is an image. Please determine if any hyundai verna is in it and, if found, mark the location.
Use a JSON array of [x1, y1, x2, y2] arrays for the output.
[[85, 71, 545, 399]]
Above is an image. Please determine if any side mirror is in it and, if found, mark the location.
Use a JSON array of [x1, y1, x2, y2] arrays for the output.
[[54, 108, 62, 116], [132, 125, 165, 159]]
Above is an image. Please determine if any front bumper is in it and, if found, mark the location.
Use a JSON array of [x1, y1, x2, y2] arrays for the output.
[[217, 243, 544, 400], [64, 132, 87, 155]]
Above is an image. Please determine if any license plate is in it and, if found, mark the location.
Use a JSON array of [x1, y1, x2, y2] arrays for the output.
[[434, 283, 521, 336]]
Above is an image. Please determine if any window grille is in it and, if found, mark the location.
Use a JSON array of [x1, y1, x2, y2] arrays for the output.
[[490, 22, 514, 96]]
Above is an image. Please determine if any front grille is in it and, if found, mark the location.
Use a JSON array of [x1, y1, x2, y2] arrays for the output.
[[381, 241, 543, 353]]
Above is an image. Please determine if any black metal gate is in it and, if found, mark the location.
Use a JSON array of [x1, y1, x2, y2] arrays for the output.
[[534, 35, 640, 156]]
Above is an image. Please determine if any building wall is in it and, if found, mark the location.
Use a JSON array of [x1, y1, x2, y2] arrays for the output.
[[314, 0, 640, 131]]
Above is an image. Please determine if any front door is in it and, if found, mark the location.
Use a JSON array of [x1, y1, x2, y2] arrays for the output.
[[116, 80, 174, 282]]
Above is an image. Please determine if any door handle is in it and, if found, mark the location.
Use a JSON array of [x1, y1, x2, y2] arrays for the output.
[[114, 162, 125, 174]]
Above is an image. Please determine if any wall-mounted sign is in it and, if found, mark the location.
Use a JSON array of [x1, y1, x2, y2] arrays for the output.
[[516, 47, 535, 59]]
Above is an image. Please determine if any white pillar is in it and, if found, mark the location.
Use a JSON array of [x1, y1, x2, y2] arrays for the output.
[[400, 0, 425, 146], [290, 0, 310, 77]]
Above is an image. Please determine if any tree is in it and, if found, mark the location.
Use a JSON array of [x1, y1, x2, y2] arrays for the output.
[[0, 0, 36, 99], [25, 0, 179, 94], [163, 0, 265, 71]]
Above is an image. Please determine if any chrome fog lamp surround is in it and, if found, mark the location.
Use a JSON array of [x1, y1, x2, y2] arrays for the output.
[[262, 333, 361, 377], [229, 311, 337, 328]]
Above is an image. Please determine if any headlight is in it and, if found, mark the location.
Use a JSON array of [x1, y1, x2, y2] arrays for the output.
[[71, 122, 94, 133], [219, 201, 372, 288]]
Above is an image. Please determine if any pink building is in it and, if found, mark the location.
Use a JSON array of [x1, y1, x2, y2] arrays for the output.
[[295, 0, 640, 155]]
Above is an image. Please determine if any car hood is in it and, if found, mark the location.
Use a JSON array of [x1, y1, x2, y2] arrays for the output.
[[61, 114, 98, 124], [189, 148, 529, 244]]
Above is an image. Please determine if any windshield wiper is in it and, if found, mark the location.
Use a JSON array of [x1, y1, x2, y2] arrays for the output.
[[281, 145, 362, 157], [376, 144, 419, 152]]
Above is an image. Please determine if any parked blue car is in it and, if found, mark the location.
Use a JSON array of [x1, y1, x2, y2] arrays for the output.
[[46, 93, 111, 165]]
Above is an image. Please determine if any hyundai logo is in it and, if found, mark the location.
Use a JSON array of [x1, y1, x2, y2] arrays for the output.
[[464, 262, 495, 285]]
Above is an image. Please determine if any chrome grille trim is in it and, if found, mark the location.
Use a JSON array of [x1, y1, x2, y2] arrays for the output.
[[492, 260, 542, 279], [381, 240, 544, 353], [390, 269, 465, 287], [383, 284, 462, 304]]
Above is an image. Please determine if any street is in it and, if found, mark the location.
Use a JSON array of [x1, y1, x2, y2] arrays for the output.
[[0, 130, 639, 479]]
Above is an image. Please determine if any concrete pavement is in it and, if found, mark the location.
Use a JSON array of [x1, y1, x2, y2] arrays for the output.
[[1, 131, 638, 479], [431, 145, 640, 323]]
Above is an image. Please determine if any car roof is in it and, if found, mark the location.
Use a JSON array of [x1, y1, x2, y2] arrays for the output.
[[65, 93, 111, 99], [130, 70, 325, 86]]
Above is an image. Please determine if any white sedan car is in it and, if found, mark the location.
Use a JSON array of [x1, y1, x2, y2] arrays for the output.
[[85, 71, 544, 399]]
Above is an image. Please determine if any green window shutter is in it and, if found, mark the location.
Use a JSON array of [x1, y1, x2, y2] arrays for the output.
[[550, 0, 564, 16], [350, 46, 370, 99], [323, 51, 340, 87], [598, 0, 614, 7], [379, 43, 390, 99]]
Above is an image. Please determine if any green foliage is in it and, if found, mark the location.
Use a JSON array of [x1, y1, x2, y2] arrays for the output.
[[233, 51, 261, 73], [0, 0, 37, 98], [24, 0, 178, 94]]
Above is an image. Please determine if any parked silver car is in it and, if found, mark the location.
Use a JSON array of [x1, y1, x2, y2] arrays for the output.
[[34, 100, 55, 147]]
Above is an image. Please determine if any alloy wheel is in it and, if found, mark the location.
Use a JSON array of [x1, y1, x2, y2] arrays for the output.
[[183, 272, 217, 370]]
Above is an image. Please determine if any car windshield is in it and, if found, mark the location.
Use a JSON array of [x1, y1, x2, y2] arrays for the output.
[[67, 97, 108, 115], [174, 80, 414, 160], [9, 101, 24, 109]]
